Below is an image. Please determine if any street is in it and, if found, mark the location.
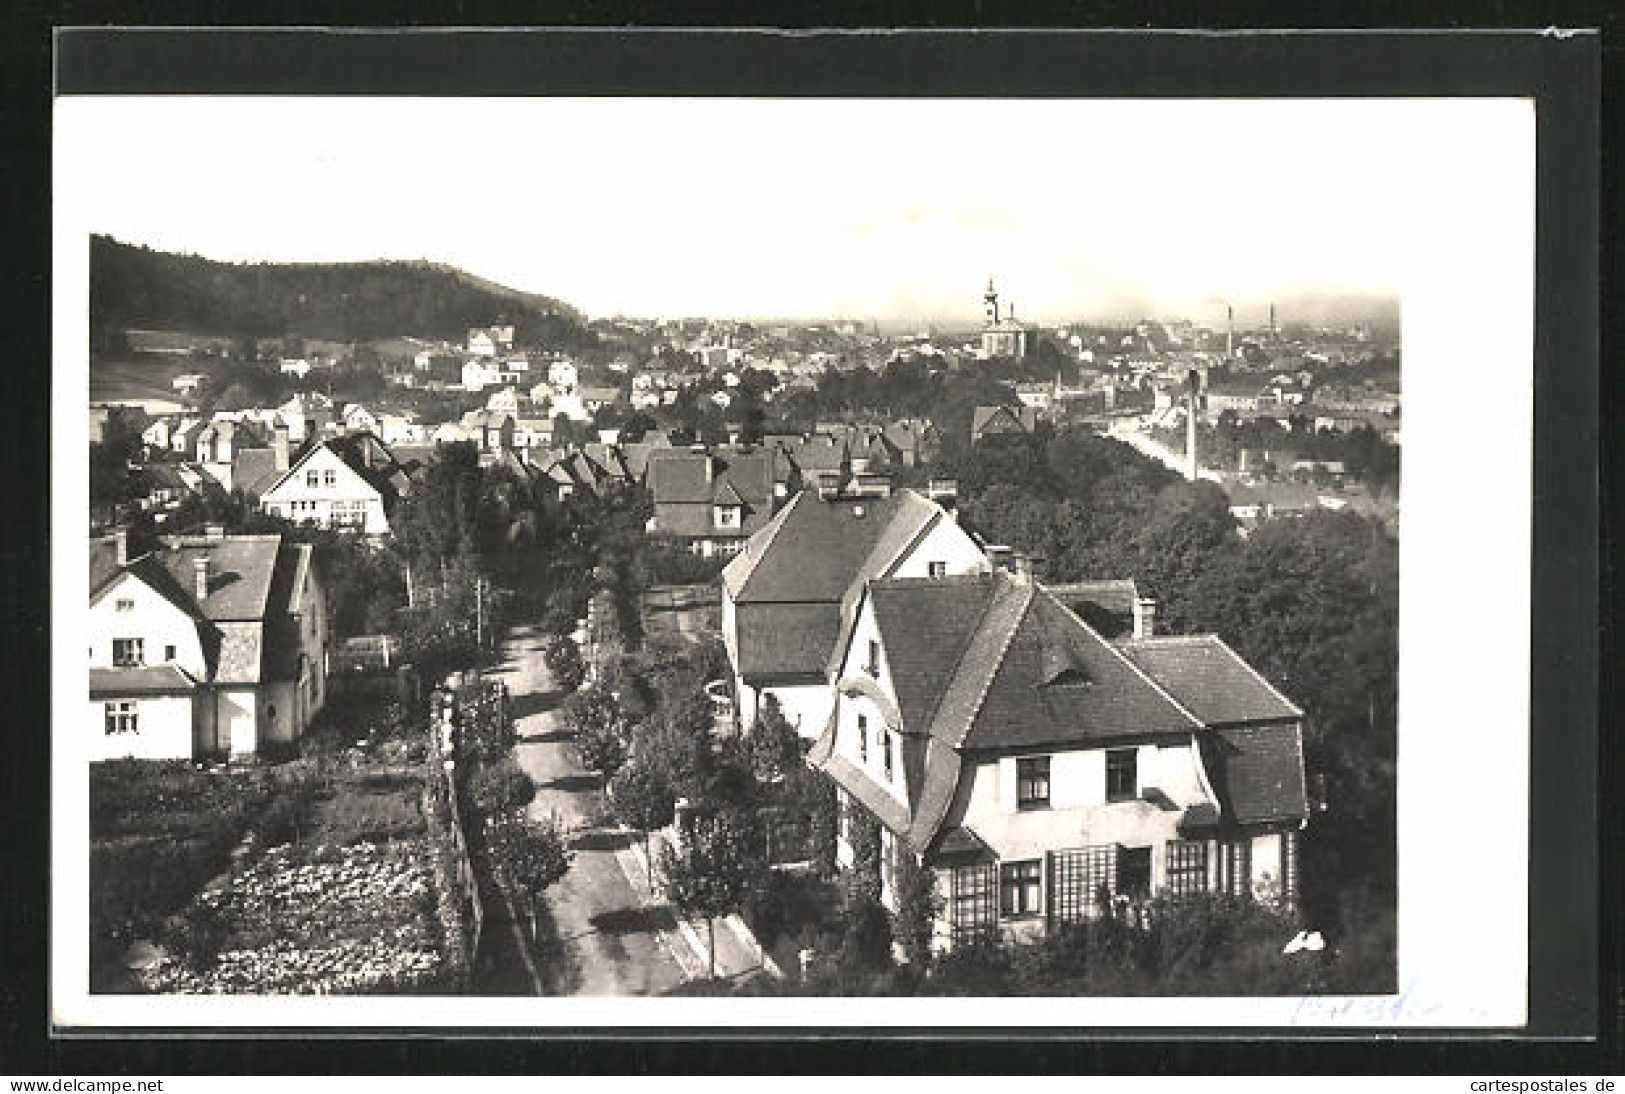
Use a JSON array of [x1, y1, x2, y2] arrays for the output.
[[485, 624, 690, 995]]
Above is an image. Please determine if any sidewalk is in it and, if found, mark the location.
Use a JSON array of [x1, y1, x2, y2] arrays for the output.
[[619, 827, 782, 983]]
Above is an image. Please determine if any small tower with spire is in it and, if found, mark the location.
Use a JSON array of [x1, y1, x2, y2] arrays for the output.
[[984, 276, 1000, 327]]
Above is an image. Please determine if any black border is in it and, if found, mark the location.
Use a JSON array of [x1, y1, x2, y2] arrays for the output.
[[4, 20, 1609, 1076]]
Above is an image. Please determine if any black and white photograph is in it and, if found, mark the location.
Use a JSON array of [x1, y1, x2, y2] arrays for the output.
[[49, 41, 1561, 1034]]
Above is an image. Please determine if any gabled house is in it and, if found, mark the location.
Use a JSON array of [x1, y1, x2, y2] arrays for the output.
[[808, 569, 1308, 952], [341, 403, 381, 435], [258, 432, 411, 535], [459, 409, 516, 453], [970, 405, 1040, 444], [88, 527, 328, 760], [645, 449, 777, 558], [883, 419, 943, 467], [466, 325, 515, 358], [721, 488, 988, 736]]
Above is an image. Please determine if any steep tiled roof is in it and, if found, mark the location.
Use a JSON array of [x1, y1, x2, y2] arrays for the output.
[[647, 451, 776, 538], [1203, 723, 1310, 824], [867, 573, 1000, 736], [725, 489, 928, 604], [971, 405, 1037, 437], [1116, 635, 1302, 725], [965, 588, 1201, 748], [230, 447, 283, 498], [734, 603, 843, 680], [153, 534, 283, 621]]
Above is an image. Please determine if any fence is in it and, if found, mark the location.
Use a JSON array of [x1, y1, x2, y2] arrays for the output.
[[426, 687, 483, 983]]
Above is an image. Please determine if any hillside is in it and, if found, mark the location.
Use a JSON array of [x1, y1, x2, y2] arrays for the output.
[[88, 234, 594, 351]]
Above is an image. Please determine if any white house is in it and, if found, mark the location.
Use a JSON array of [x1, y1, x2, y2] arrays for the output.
[[546, 358, 580, 392], [720, 487, 989, 737], [341, 403, 381, 434], [462, 359, 504, 392], [88, 527, 328, 760], [258, 433, 411, 535], [808, 569, 1309, 952], [466, 325, 515, 358], [378, 412, 427, 447]]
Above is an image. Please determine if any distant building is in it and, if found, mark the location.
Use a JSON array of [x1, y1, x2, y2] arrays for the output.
[[981, 278, 1033, 359], [970, 405, 1039, 444], [258, 433, 412, 535], [645, 449, 778, 557]]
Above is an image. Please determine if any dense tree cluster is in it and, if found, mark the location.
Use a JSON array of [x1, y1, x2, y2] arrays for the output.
[[90, 234, 595, 350]]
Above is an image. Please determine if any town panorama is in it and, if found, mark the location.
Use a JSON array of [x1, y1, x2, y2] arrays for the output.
[[86, 236, 1400, 999]]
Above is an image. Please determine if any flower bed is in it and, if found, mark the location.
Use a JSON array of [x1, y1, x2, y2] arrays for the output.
[[136, 840, 444, 994]]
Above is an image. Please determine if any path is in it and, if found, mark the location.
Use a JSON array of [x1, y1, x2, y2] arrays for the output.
[[487, 623, 694, 995]]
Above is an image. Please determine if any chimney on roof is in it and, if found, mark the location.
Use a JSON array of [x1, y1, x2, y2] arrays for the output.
[[1132, 597, 1157, 640], [112, 526, 129, 566], [703, 453, 714, 483], [273, 423, 290, 472], [193, 555, 211, 601], [1009, 553, 1033, 585]]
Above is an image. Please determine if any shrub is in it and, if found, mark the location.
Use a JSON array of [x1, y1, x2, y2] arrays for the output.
[[161, 901, 229, 972], [466, 756, 535, 816], [544, 634, 586, 692], [838, 894, 894, 977]]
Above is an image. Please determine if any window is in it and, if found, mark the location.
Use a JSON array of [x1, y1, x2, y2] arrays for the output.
[[951, 862, 997, 944], [713, 504, 741, 529], [114, 598, 135, 612], [306, 470, 320, 488], [1165, 839, 1208, 897], [1106, 747, 1137, 802], [163, 644, 177, 662], [883, 731, 894, 780], [332, 500, 368, 527], [112, 638, 144, 667], [999, 859, 1042, 918], [856, 713, 868, 762], [927, 561, 946, 579], [865, 639, 880, 677], [104, 701, 138, 735], [1118, 846, 1151, 897], [323, 469, 337, 486], [1016, 756, 1051, 810]]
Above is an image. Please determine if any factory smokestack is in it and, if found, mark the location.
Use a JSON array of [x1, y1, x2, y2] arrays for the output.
[[1185, 368, 1200, 482], [1226, 304, 1234, 358]]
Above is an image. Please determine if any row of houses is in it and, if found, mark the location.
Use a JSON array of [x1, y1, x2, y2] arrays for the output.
[[719, 485, 1312, 951]]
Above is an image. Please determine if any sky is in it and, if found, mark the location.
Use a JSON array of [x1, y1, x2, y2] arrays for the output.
[[56, 97, 1456, 324]]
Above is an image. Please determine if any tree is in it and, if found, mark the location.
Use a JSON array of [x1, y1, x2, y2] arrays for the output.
[[486, 812, 574, 942], [891, 852, 942, 968], [607, 759, 676, 887], [565, 686, 629, 787], [659, 809, 764, 979], [543, 634, 586, 692], [745, 695, 802, 784]]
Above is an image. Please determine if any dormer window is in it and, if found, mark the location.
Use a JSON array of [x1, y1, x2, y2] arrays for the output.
[[714, 504, 742, 529]]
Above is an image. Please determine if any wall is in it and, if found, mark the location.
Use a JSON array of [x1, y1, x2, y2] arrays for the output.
[[887, 517, 990, 581], [88, 572, 208, 677], [940, 738, 1215, 899], [88, 694, 195, 761], [217, 688, 259, 756]]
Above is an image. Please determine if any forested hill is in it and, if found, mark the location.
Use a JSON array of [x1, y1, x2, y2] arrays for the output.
[[89, 234, 593, 349]]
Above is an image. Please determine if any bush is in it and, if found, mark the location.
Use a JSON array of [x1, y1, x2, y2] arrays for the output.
[[466, 756, 535, 816], [544, 634, 586, 692], [838, 894, 894, 976], [160, 901, 229, 972]]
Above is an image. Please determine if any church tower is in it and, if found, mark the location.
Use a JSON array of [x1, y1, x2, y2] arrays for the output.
[[984, 277, 1000, 327]]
